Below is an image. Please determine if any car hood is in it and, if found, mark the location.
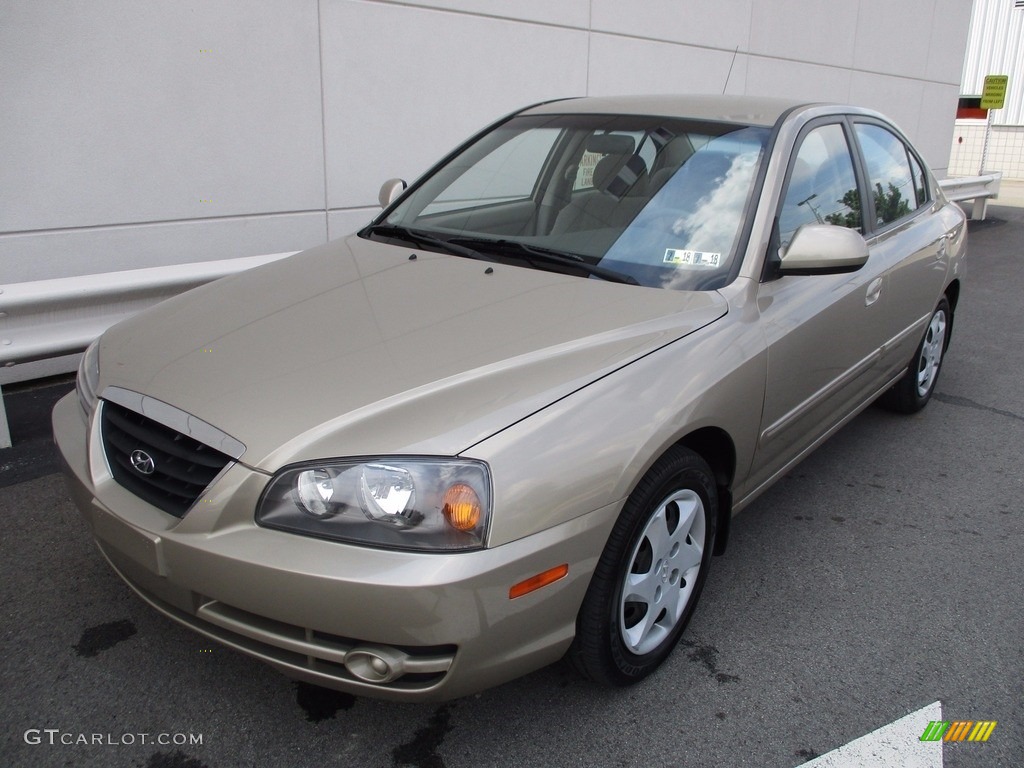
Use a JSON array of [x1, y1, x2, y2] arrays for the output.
[[97, 236, 727, 470]]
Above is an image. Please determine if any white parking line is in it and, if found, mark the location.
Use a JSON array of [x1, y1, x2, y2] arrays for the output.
[[802, 701, 943, 767]]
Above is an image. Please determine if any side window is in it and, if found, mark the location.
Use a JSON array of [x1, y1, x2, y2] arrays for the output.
[[426, 128, 560, 214], [778, 124, 861, 247], [854, 123, 918, 226]]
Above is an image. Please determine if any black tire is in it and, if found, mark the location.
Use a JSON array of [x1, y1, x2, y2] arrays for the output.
[[568, 447, 717, 686], [879, 297, 951, 414]]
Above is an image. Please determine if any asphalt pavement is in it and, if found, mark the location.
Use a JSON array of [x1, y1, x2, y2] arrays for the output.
[[1, 208, 1021, 768]]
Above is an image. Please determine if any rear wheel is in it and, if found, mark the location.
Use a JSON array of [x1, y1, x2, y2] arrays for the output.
[[569, 447, 716, 685], [880, 297, 950, 413]]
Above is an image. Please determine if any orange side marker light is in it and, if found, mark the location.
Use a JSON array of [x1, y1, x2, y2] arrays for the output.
[[509, 564, 569, 599]]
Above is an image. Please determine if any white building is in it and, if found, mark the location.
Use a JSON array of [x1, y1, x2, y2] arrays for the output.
[[0, 0, 973, 392], [949, 0, 1024, 178]]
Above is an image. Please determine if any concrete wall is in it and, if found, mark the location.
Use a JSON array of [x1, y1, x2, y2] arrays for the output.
[[1, 0, 972, 287], [949, 120, 1024, 179]]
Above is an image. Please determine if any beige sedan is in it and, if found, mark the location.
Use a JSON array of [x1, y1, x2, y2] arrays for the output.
[[53, 95, 966, 701]]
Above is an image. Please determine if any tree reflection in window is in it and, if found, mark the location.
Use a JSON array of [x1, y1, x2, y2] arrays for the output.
[[824, 188, 862, 229], [779, 124, 861, 245], [820, 182, 909, 229], [873, 182, 911, 223], [855, 123, 917, 226]]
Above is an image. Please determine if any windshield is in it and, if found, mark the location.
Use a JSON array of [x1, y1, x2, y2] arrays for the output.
[[364, 114, 770, 291]]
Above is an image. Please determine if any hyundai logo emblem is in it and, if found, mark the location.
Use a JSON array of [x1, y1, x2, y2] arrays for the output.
[[130, 449, 156, 475]]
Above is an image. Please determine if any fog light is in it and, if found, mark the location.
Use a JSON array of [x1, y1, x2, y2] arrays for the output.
[[345, 646, 406, 684]]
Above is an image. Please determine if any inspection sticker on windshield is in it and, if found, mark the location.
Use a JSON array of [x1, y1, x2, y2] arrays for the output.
[[664, 249, 721, 268]]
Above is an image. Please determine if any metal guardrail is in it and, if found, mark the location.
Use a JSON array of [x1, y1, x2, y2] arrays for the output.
[[0, 251, 296, 448], [939, 171, 1003, 220]]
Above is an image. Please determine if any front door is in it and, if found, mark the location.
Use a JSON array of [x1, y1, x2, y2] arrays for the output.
[[749, 120, 891, 491]]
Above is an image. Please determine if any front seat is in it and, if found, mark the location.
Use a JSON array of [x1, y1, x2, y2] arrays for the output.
[[552, 135, 637, 234]]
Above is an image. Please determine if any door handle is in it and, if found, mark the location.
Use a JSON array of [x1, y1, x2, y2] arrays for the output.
[[865, 277, 883, 306]]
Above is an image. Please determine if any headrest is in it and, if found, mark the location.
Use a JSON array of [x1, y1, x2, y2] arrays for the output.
[[593, 154, 626, 191], [604, 155, 648, 198], [586, 134, 636, 156]]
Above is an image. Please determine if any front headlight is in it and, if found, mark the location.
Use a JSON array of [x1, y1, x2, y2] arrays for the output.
[[256, 458, 491, 552], [76, 339, 101, 414]]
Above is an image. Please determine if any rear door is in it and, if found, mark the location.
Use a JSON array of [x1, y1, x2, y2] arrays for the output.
[[850, 120, 952, 379]]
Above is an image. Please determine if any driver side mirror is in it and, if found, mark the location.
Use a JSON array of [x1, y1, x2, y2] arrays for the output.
[[779, 224, 868, 275], [378, 178, 407, 208]]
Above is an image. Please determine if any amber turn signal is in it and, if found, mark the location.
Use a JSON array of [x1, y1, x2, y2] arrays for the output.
[[509, 564, 569, 599], [442, 483, 482, 531]]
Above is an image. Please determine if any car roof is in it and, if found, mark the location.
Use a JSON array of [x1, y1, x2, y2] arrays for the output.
[[520, 94, 821, 128]]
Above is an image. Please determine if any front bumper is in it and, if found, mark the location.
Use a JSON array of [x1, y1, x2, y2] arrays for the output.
[[53, 392, 619, 701]]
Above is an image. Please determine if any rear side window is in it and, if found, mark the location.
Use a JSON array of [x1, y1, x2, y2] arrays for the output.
[[854, 123, 921, 227], [778, 123, 861, 247]]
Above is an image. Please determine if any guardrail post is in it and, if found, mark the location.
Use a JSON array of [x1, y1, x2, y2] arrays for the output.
[[0, 386, 11, 449], [972, 196, 989, 221]]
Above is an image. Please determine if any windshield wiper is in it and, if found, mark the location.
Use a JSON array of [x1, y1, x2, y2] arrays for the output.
[[448, 237, 640, 285], [365, 224, 496, 262]]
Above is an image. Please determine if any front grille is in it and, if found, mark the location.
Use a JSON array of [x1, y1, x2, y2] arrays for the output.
[[101, 400, 233, 517]]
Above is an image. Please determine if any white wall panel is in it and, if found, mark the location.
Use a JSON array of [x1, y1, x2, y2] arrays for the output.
[[844, 74, 955, 176], [0, 1, 325, 233], [927, 0, 974, 85], [587, 35, 742, 97], [591, 0, 752, 51], [849, 71, 926, 140], [375, 0, 591, 28], [0, 214, 327, 284], [853, 0, 936, 80], [320, 0, 589, 210], [748, 0, 859, 68], [328, 208, 378, 240], [918, 82, 962, 176], [744, 58, 853, 103]]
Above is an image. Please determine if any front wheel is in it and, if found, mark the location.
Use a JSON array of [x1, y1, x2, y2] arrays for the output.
[[568, 447, 716, 686], [880, 297, 951, 413]]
